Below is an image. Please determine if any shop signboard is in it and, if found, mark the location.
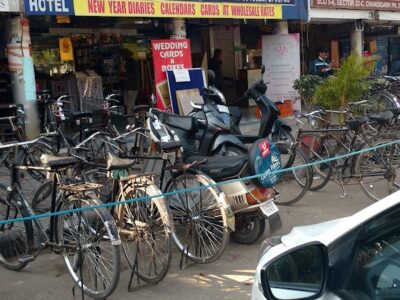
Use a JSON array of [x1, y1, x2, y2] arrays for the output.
[[0, 0, 9, 11], [151, 39, 192, 112], [262, 33, 301, 111], [73, 0, 282, 19], [311, 0, 400, 11], [24, 0, 74, 15]]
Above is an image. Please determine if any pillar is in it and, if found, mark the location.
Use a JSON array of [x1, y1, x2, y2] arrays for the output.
[[170, 19, 187, 39], [350, 28, 363, 56], [4, 17, 39, 139], [273, 21, 289, 34]]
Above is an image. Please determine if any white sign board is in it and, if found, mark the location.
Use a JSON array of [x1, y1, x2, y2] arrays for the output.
[[262, 33, 301, 111], [0, 0, 10, 11]]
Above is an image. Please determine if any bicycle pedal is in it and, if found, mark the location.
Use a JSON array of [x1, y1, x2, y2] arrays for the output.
[[18, 255, 35, 264]]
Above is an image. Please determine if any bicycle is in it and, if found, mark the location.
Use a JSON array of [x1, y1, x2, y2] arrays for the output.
[[0, 138, 121, 299]]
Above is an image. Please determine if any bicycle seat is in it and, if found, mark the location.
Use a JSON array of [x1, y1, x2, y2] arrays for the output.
[[389, 107, 400, 117], [40, 154, 76, 169], [106, 152, 136, 171], [345, 118, 368, 131], [185, 155, 247, 180], [369, 111, 394, 125]]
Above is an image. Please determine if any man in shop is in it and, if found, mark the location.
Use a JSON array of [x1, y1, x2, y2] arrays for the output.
[[209, 48, 224, 90], [120, 49, 139, 114], [310, 47, 334, 78]]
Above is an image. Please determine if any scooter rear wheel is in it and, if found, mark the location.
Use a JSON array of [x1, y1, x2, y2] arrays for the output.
[[231, 216, 265, 244]]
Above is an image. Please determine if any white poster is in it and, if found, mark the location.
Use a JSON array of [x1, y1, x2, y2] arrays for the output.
[[0, 0, 9, 12], [262, 33, 301, 112]]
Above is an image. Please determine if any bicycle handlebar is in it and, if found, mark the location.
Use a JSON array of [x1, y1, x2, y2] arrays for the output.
[[0, 137, 43, 150]]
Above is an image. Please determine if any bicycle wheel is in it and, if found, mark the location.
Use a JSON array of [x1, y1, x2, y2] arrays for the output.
[[118, 179, 172, 283], [57, 196, 121, 299], [273, 147, 312, 205], [272, 128, 295, 169], [356, 139, 400, 201], [299, 134, 333, 191], [0, 186, 33, 271], [164, 169, 231, 264]]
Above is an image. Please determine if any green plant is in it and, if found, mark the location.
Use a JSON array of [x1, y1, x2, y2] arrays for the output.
[[313, 54, 375, 110], [293, 75, 324, 112]]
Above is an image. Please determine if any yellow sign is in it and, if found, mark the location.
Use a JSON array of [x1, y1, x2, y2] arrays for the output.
[[73, 0, 282, 19], [59, 37, 74, 61]]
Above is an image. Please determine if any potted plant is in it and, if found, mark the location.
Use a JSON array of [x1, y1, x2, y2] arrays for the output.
[[293, 75, 324, 113], [312, 53, 375, 123]]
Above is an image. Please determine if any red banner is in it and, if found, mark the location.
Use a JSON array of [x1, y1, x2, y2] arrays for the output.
[[151, 39, 192, 112]]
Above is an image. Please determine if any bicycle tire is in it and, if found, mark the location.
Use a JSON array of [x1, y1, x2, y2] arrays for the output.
[[0, 186, 34, 271], [118, 179, 172, 283], [299, 134, 333, 191], [272, 128, 295, 169], [273, 147, 312, 206], [164, 169, 231, 264], [356, 139, 400, 201], [57, 196, 121, 299]]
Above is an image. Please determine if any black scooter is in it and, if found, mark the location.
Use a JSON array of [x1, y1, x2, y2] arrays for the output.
[[208, 67, 294, 158]]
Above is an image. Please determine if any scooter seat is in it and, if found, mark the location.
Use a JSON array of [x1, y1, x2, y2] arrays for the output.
[[186, 155, 247, 180], [106, 152, 136, 171], [152, 110, 197, 132]]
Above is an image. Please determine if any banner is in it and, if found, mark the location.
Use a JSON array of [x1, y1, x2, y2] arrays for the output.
[[59, 37, 74, 61], [24, 0, 74, 15], [73, 0, 282, 19], [151, 39, 192, 112], [262, 33, 301, 111]]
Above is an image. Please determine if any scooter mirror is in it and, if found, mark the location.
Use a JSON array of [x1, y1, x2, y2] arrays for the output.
[[208, 70, 216, 86], [261, 65, 266, 75]]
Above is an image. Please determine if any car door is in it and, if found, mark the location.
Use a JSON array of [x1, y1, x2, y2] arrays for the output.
[[330, 204, 400, 300]]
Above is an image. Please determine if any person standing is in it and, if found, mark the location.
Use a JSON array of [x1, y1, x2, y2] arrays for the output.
[[310, 47, 334, 78], [120, 49, 139, 114], [209, 48, 224, 90]]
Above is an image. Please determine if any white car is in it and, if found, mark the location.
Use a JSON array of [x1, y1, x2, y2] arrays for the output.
[[252, 191, 400, 300]]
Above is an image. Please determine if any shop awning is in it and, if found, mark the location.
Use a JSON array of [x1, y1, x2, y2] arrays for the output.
[[23, 0, 307, 20]]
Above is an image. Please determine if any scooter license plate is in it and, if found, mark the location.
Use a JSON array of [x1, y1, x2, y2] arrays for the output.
[[260, 200, 279, 217]]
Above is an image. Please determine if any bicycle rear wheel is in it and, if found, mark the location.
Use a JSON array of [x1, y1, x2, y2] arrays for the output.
[[57, 196, 121, 299], [118, 179, 172, 283], [273, 147, 312, 205], [164, 169, 231, 264], [356, 139, 400, 201], [0, 186, 33, 271]]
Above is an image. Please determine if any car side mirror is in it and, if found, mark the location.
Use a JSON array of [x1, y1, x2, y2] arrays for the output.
[[208, 70, 216, 86], [261, 243, 329, 300], [261, 65, 266, 75]]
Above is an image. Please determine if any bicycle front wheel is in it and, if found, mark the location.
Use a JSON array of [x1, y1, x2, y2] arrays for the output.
[[273, 147, 312, 205], [356, 139, 400, 201], [0, 187, 33, 271], [57, 197, 121, 299], [165, 169, 231, 264], [118, 179, 172, 284]]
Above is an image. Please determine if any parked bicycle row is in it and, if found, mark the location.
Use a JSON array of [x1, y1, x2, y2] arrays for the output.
[[1, 66, 400, 299]]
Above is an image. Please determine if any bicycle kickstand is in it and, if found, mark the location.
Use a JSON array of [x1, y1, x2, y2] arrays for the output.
[[128, 250, 140, 292], [339, 179, 348, 199]]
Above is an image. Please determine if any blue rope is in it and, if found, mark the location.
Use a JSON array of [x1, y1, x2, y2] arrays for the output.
[[1, 139, 399, 225]]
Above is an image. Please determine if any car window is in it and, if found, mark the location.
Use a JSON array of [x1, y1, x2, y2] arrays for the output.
[[342, 207, 400, 300]]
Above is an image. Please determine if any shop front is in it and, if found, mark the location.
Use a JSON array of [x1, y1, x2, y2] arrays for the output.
[[9, 0, 307, 127], [307, 0, 400, 74]]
